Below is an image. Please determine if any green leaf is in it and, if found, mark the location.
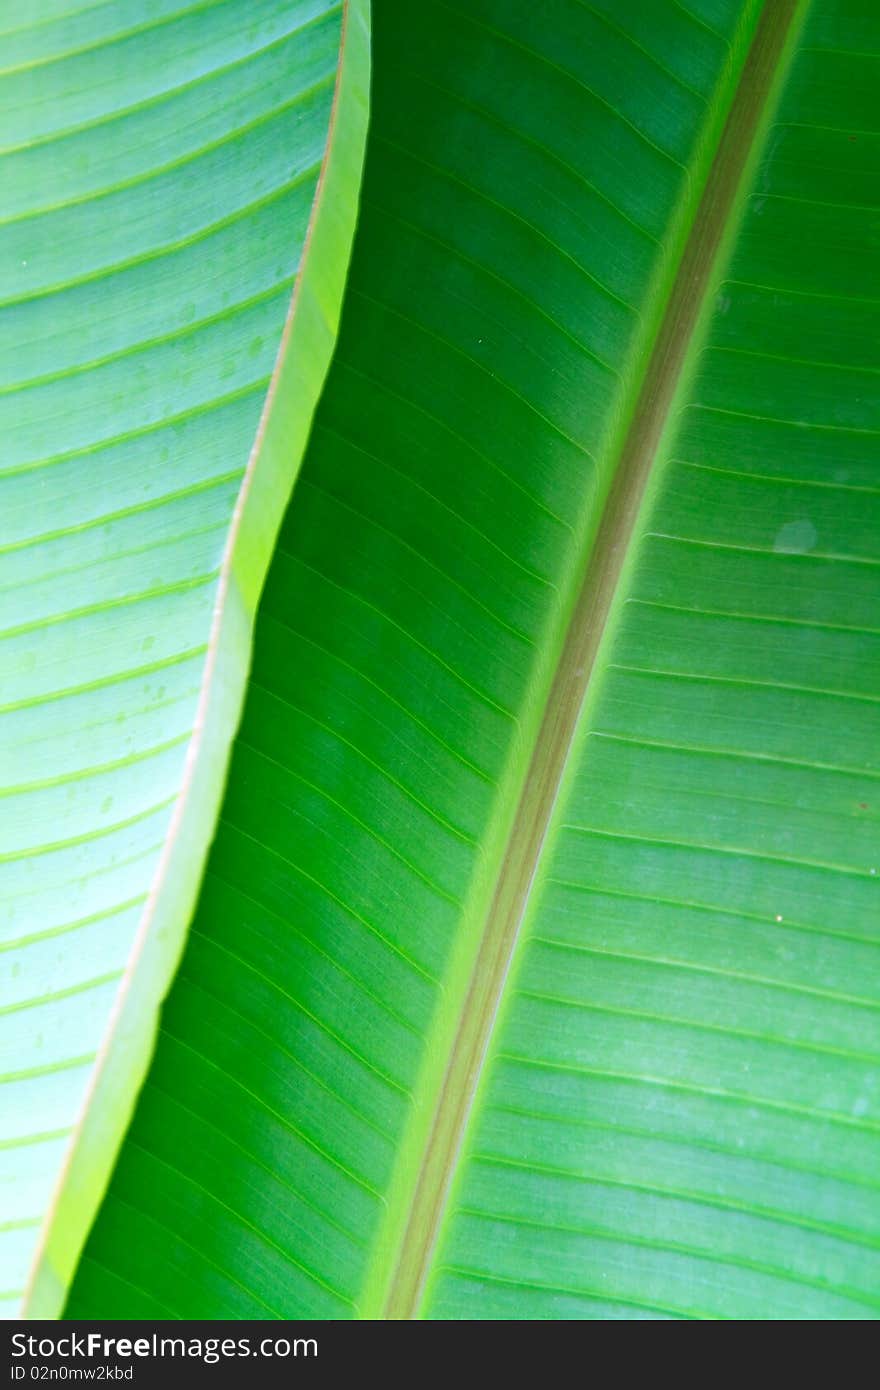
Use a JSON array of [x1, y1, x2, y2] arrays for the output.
[[70, 0, 880, 1319], [0, 0, 370, 1318]]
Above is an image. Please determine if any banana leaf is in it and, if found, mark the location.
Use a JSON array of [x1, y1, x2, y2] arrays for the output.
[[0, 0, 370, 1317], [7, 0, 880, 1322]]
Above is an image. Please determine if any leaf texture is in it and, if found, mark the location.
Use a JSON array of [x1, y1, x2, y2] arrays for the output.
[[0, 0, 369, 1317], [68, 0, 879, 1319]]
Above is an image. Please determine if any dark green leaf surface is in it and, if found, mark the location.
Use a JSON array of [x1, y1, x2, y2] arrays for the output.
[[0, 0, 369, 1317], [69, 0, 879, 1319]]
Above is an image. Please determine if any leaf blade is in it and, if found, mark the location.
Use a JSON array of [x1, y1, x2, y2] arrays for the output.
[[0, 0, 370, 1318], [68, 0, 880, 1320]]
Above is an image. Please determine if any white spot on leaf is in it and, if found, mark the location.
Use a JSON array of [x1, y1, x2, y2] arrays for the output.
[[773, 519, 817, 555]]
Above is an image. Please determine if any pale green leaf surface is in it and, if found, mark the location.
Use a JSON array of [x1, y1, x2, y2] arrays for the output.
[[68, 0, 878, 1319], [0, 0, 369, 1317]]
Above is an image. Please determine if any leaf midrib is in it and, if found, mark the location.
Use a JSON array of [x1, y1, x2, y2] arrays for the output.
[[376, 0, 803, 1320]]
